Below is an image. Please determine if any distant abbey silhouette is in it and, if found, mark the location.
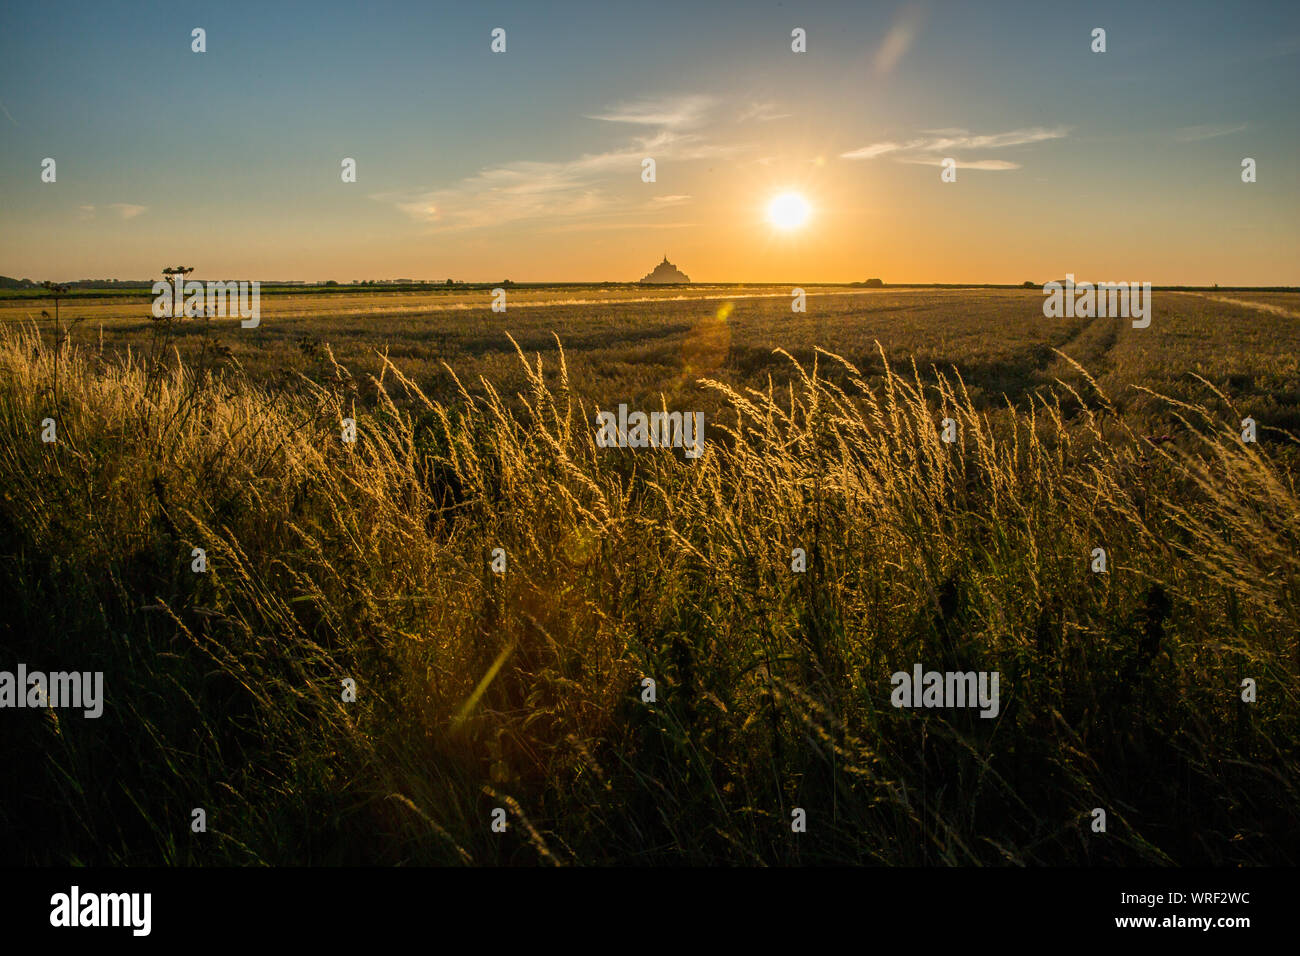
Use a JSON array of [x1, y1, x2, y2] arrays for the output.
[[639, 254, 690, 284]]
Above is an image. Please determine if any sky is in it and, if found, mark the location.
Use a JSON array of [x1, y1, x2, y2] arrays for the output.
[[1, 0, 1297, 284]]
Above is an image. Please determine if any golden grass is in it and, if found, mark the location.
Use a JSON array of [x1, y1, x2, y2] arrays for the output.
[[0, 312, 1297, 865]]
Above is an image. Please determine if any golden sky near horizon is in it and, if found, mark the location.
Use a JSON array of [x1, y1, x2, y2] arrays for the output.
[[1, 2, 1297, 285]]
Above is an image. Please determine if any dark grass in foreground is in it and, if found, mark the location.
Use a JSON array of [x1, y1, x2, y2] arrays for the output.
[[0, 319, 1297, 865]]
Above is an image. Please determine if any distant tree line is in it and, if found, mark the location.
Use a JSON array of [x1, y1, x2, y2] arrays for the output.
[[1, 276, 155, 289]]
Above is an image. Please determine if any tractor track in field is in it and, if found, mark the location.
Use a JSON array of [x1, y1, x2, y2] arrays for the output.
[[1033, 311, 1122, 402], [1191, 293, 1300, 320]]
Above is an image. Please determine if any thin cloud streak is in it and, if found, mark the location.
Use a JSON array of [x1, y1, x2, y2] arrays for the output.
[[841, 125, 1067, 169], [586, 95, 715, 129], [1175, 123, 1248, 142], [899, 157, 1021, 170], [737, 102, 790, 123], [77, 203, 148, 220], [108, 203, 147, 219], [543, 220, 701, 233], [843, 126, 1068, 159]]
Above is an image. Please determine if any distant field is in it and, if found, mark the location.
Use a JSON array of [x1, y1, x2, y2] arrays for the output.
[[5, 286, 1299, 432]]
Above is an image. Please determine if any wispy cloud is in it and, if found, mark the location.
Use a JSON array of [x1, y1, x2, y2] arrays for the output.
[[586, 95, 715, 130], [841, 125, 1067, 170], [80, 203, 148, 220], [651, 194, 692, 206], [737, 102, 790, 123], [543, 220, 700, 234], [384, 108, 739, 231], [900, 157, 1021, 171], [0, 98, 16, 127], [1174, 123, 1247, 142], [388, 159, 612, 229], [841, 142, 902, 160], [108, 203, 147, 219]]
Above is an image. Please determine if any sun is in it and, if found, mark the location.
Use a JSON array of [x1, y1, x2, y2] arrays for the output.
[[766, 192, 811, 230]]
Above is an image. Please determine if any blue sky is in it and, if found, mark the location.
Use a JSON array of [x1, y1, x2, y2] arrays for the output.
[[1, 0, 1297, 282]]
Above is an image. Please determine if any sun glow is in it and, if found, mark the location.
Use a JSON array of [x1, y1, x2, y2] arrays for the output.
[[766, 192, 812, 231]]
